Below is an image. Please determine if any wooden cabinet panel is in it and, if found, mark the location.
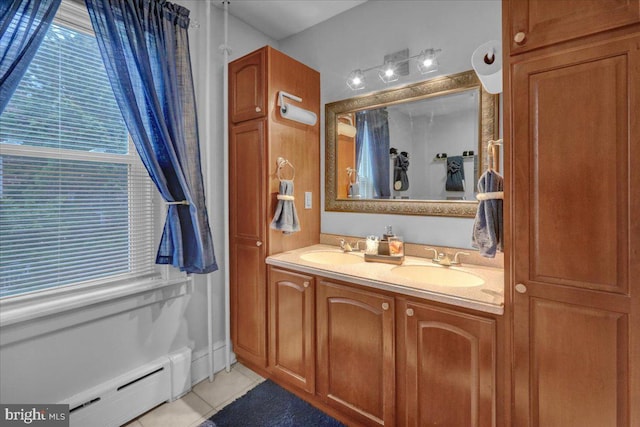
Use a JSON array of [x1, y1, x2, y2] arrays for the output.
[[510, 34, 640, 426], [512, 38, 636, 295], [509, 0, 640, 54], [229, 48, 266, 123], [230, 120, 267, 367], [231, 243, 266, 366], [316, 280, 395, 426], [516, 297, 628, 427], [268, 267, 315, 393], [397, 300, 496, 427], [230, 121, 265, 241]]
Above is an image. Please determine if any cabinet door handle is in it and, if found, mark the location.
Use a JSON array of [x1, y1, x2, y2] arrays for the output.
[[406, 308, 414, 317], [514, 32, 526, 44], [303, 281, 310, 288], [381, 302, 390, 311], [256, 240, 263, 247], [515, 283, 527, 294], [255, 106, 262, 113]]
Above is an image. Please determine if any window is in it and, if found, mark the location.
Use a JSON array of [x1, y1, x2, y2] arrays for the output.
[[0, 4, 157, 298]]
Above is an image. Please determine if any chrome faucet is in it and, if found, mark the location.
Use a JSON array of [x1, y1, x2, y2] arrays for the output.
[[338, 238, 363, 252], [426, 248, 470, 266]]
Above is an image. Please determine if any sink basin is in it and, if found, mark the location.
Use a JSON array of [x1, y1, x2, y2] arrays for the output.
[[299, 251, 363, 265], [391, 265, 485, 287]]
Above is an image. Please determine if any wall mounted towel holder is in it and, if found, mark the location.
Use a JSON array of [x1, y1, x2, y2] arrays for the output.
[[276, 157, 295, 181]]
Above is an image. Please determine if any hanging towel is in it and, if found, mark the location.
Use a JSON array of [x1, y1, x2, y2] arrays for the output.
[[472, 169, 503, 257], [393, 152, 410, 191], [270, 180, 300, 234], [446, 156, 465, 191]]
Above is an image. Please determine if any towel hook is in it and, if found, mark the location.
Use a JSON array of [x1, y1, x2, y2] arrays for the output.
[[276, 157, 295, 181]]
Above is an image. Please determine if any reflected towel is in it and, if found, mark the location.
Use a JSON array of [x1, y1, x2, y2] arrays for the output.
[[393, 153, 410, 191], [472, 169, 503, 257], [270, 180, 300, 234], [446, 156, 465, 191]]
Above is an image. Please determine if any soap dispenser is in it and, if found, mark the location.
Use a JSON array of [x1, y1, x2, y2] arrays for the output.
[[378, 225, 394, 255]]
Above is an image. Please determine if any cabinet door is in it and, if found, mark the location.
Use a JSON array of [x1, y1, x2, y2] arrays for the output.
[[316, 280, 395, 426], [229, 48, 266, 123], [397, 300, 496, 427], [511, 36, 640, 426], [230, 120, 267, 367], [508, 0, 640, 54], [268, 267, 315, 393]]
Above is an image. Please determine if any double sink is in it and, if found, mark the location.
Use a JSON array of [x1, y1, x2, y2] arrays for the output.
[[299, 250, 485, 288]]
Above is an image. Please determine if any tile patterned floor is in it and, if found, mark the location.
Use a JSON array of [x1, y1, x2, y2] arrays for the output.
[[123, 363, 265, 427]]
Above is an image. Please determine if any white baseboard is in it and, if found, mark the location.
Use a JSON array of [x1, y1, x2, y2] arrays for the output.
[[190, 341, 236, 385]]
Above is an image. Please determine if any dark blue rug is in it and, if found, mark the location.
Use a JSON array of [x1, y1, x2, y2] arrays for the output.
[[200, 380, 345, 427]]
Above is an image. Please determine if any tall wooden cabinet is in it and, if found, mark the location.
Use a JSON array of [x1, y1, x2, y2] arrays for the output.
[[229, 46, 320, 370], [505, 2, 640, 425]]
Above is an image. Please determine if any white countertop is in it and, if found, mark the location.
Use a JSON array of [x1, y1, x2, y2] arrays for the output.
[[266, 244, 504, 315]]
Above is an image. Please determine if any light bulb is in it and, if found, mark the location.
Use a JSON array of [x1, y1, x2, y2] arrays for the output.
[[378, 61, 399, 83], [417, 49, 439, 74], [347, 69, 365, 90]]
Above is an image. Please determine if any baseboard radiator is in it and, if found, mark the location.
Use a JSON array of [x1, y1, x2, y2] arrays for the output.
[[64, 347, 192, 427]]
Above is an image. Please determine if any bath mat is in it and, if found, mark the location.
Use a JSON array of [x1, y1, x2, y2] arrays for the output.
[[200, 380, 345, 427]]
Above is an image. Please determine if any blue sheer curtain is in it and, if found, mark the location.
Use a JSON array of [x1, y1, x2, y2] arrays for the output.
[[355, 109, 390, 198], [0, 0, 60, 114], [85, 0, 217, 274]]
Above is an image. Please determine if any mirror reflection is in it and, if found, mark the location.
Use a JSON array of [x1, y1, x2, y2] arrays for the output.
[[338, 88, 480, 201], [326, 70, 499, 217]]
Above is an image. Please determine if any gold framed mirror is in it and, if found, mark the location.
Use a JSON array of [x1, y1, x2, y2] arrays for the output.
[[325, 70, 499, 217]]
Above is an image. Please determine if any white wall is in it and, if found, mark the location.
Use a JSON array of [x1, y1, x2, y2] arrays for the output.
[[0, 1, 276, 405], [279, 0, 501, 248], [419, 107, 479, 201]]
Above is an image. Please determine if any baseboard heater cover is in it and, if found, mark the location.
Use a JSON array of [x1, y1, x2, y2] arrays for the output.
[[64, 347, 192, 427]]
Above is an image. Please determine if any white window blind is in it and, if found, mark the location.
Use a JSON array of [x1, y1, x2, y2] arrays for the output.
[[0, 15, 156, 298]]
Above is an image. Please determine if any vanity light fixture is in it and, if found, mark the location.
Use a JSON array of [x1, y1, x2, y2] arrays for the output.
[[378, 60, 400, 84], [346, 48, 442, 90], [347, 69, 366, 90], [417, 48, 440, 74]]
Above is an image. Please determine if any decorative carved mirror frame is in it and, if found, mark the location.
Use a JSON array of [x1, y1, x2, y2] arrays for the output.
[[325, 70, 499, 217]]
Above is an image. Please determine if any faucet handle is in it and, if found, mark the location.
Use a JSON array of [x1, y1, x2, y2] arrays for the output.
[[337, 237, 354, 252], [438, 253, 453, 266], [425, 248, 439, 260], [453, 251, 470, 264]]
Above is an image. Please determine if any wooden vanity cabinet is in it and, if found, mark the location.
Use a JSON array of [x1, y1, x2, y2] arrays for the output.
[[396, 298, 496, 427], [505, 2, 640, 425], [316, 279, 395, 426], [507, 0, 640, 54], [268, 267, 315, 394]]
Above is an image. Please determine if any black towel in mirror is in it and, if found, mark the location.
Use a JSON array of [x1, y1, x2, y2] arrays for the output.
[[446, 155, 465, 191], [393, 152, 409, 191]]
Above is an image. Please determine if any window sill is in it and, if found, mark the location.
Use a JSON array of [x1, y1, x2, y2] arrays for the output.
[[0, 275, 192, 345]]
